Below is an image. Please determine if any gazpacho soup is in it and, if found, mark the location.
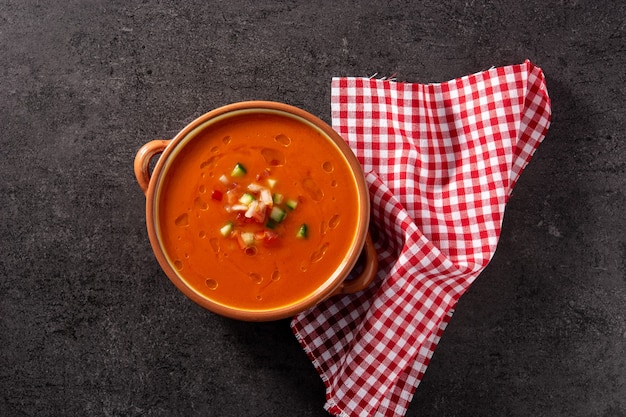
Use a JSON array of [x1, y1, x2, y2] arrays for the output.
[[156, 110, 362, 312]]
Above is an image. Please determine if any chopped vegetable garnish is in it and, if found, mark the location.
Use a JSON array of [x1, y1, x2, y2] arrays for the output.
[[255, 169, 270, 181], [217, 162, 307, 252], [245, 200, 266, 222], [244, 200, 258, 217], [240, 232, 255, 246], [226, 190, 239, 205], [272, 193, 284, 205], [263, 230, 279, 243], [231, 162, 247, 177], [247, 183, 264, 192], [259, 189, 273, 205], [211, 189, 223, 201], [230, 204, 249, 212], [239, 193, 255, 205], [220, 222, 234, 237], [269, 206, 286, 223], [285, 199, 298, 210], [296, 224, 308, 239]]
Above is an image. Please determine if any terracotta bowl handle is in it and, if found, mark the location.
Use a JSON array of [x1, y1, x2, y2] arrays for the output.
[[338, 232, 378, 295], [134, 140, 170, 195]]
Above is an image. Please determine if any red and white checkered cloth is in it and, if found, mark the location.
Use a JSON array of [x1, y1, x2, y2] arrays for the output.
[[291, 60, 551, 417]]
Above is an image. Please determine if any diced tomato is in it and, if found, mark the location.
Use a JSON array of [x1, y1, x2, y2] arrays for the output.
[[226, 190, 239, 205], [262, 230, 279, 245], [233, 212, 253, 225], [256, 169, 271, 181], [211, 189, 223, 201], [251, 230, 279, 244]]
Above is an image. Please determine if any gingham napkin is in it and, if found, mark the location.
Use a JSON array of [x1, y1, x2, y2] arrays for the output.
[[291, 60, 551, 417]]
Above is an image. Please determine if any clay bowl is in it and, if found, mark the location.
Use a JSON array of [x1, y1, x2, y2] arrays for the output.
[[134, 101, 377, 321]]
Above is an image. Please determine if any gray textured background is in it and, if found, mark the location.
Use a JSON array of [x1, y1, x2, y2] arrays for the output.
[[1, 1, 625, 416]]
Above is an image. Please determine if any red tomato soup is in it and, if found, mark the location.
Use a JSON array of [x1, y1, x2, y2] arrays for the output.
[[156, 111, 361, 311]]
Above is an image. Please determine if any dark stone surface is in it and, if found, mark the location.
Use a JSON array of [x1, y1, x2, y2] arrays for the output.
[[1, 0, 624, 416]]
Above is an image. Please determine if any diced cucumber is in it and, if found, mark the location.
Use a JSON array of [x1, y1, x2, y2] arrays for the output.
[[220, 222, 233, 237], [239, 192, 255, 205], [272, 193, 284, 205], [269, 206, 286, 223], [231, 162, 247, 177], [285, 199, 298, 210], [296, 224, 308, 239]]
